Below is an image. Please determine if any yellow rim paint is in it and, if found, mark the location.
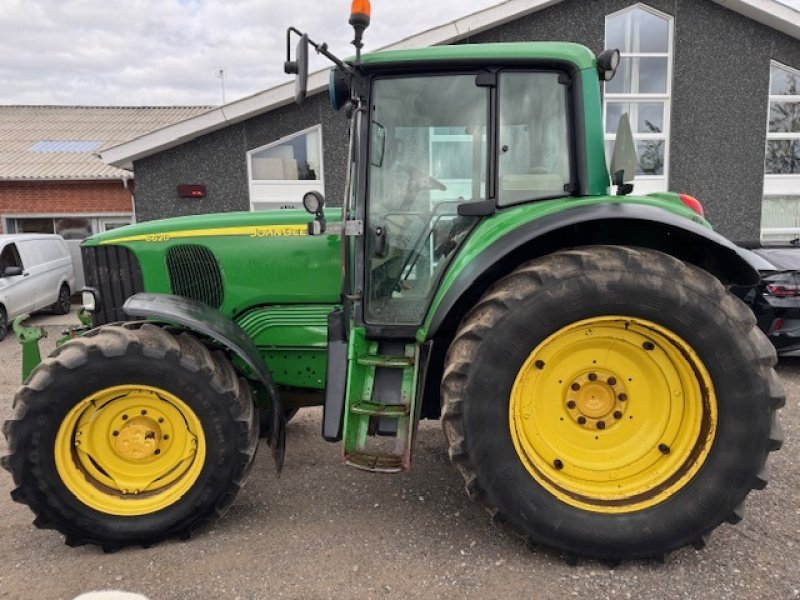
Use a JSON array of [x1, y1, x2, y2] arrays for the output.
[[509, 316, 717, 513], [54, 385, 206, 516], [101, 223, 309, 244]]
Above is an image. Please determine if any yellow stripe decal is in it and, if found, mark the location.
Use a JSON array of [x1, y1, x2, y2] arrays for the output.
[[101, 224, 309, 244]]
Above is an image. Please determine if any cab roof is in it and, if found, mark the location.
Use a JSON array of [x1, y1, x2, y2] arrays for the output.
[[356, 42, 597, 72]]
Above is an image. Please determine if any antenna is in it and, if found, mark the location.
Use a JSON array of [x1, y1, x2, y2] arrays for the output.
[[215, 66, 227, 105]]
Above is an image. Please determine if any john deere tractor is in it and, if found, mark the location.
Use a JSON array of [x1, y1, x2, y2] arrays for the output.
[[3, 2, 783, 561]]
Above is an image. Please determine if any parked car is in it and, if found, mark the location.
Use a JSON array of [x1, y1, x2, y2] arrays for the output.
[[732, 244, 800, 356], [0, 234, 76, 340]]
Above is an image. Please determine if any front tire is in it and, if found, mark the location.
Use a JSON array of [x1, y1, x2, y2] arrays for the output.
[[2, 323, 258, 550], [441, 246, 784, 560]]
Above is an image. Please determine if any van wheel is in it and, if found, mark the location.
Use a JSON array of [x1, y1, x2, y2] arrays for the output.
[[52, 284, 71, 315], [0, 305, 7, 341]]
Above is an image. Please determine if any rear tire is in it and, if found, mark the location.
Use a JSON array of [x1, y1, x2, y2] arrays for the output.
[[441, 246, 784, 560], [2, 323, 259, 550], [52, 283, 71, 315]]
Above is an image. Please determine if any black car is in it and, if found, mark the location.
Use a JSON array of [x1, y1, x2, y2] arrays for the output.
[[733, 245, 800, 356]]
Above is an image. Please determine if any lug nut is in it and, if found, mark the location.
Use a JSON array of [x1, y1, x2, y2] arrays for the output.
[[597, 421, 606, 430], [141, 409, 147, 415], [571, 383, 580, 391], [554, 459, 564, 470], [618, 393, 627, 401], [535, 360, 545, 369], [158, 417, 164, 423], [607, 377, 617, 385], [659, 443, 671, 454], [567, 400, 576, 409], [163, 434, 169, 440], [121, 414, 128, 421], [154, 449, 161, 455], [643, 341, 655, 351], [588, 373, 597, 381], [577, 416, 586, 425], [613, 411, 623, 420]]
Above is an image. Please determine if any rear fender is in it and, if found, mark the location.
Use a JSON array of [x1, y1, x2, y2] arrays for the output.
[[123, 292, 285, 471], [425, 203, 759, 339]]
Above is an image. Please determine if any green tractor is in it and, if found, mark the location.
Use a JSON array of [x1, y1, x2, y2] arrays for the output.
[[2, 2, 784, 561]]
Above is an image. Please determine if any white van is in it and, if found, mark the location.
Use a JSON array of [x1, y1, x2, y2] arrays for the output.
[[0, 234, 76, 340]]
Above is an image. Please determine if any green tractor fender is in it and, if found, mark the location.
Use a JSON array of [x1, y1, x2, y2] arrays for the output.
[[123, 292, 285, 470], [423, 201, 759, 340]]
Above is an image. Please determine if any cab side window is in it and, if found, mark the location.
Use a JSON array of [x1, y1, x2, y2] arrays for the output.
[[0, 243, 23, 273]]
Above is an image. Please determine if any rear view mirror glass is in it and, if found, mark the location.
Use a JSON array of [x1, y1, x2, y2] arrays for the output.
[[610, 113, 638, 186], [370, 122, 386, 167]]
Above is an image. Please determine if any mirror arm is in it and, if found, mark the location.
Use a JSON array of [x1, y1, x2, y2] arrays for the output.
[[285, 27, 355, 77]]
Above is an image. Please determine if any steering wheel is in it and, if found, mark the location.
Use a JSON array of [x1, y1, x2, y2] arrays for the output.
[[397, 163, 447, 211]]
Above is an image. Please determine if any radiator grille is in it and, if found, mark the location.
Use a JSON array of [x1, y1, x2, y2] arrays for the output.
[[82, 245, 144, 325], [166, 244, 224, 309]]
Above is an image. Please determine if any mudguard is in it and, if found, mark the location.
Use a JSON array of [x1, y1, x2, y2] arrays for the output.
[[123, 292, 285, 471], [426, 202, 760, 338]]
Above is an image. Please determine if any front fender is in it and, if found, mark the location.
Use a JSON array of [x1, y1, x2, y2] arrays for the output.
[[424, 202, 759, 339], [123, 292, 284, 471]]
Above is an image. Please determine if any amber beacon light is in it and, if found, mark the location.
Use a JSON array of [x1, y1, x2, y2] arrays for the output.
[[349, 0, 371, 61]]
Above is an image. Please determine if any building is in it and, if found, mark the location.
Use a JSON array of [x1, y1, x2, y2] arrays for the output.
[[101, 0, 800, 243], [0, 105, 210, 284]]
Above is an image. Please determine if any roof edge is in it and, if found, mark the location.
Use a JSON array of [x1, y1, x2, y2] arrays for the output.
[[102, 0, 800, 169], [101, 0, 563, 169]]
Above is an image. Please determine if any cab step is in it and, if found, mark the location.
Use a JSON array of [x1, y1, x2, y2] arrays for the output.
[[344, 451, 404, 473], [343, 335, 419, 473]]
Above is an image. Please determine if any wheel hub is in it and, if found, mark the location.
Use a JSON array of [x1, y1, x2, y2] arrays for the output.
[[566, 370, 627, 430], [115, 416, 162, 461]]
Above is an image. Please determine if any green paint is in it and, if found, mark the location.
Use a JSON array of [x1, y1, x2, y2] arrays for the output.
[[418, 194, 710, 341], [237, 304, 334, 389], [12, 316, 44, 382], [358, 42, 597, 71]]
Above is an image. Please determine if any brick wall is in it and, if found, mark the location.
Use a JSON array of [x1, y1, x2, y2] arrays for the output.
[[0, 180, 133, 232]]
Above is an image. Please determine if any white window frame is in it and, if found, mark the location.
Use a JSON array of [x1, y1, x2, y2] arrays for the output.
[[761, 61, 800, 242], [604, 3, 674, 195], [2, 213, 133, 237], [246, 125, 325, 211]]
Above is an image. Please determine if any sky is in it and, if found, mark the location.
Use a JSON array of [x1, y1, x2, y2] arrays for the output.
[[0, 0, 798, 107]]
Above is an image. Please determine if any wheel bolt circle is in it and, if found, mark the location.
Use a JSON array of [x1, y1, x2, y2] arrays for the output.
[[567, 369, 628, 430]]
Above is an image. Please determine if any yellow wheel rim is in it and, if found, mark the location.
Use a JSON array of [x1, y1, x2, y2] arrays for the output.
[[55, 385, 206, 516], [509, 316, 717, 513]]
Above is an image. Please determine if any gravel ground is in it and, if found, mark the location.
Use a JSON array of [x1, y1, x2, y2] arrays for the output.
[[0, 314, 798, 600]]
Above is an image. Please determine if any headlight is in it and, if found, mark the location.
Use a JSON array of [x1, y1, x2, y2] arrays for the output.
[[81, 288, 98, 312]]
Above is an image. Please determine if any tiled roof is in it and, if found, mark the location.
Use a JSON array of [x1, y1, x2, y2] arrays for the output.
[[0, 105, 211, 180]]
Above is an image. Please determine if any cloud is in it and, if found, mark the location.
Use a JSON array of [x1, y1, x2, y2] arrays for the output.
[[0, 0, 501, 106]]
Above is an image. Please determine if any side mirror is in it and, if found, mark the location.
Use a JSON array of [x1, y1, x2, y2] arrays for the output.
[[1, 266, 23, 277], [303, 191, 326, 235], [284, 32, 309, 105], [610, 113, 638, 196]]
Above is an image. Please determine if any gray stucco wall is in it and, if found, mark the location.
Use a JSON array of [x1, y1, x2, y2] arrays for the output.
[[133, 0, 800, 241], [134, 92, 349, 220]]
